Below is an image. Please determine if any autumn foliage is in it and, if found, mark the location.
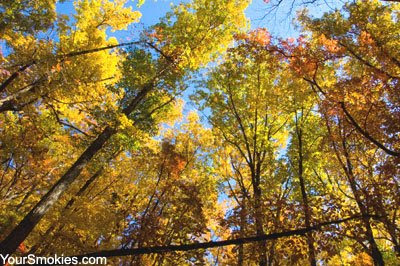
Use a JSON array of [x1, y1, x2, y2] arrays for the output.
[[0, 0, 400, 265]]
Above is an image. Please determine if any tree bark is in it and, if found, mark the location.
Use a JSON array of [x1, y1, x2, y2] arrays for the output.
[[238, 197, 246, 266], [71, 215, 378, 260], [0, 83, 153, 258], [253, 179, 267, 266], [340, 134, 385, 266], [0, 41, 142, 94], [340, 102, 400, 157], [28, 167, 105, 254], [295, 122, 317, 266]]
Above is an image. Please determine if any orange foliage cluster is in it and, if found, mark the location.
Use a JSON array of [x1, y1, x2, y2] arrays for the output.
[[318, 34, 343, 54], [235, 28, 271, 46]]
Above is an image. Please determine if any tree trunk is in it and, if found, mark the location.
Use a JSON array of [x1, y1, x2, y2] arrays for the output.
[[253, 182, 267, 266], [372, 183, 400, 258], [324, 114, 385, 266], [0, 83, 153, 258], [0, 126, 116, 256], [28, 167, 105, 254], [238, 197, 246, 266], [296, 126, 317, 266], [340, 139, 385, 266]]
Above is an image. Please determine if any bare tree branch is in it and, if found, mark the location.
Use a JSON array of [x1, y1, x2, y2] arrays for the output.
[[339, 102, 400, 157], [73, 214, 379, 259]]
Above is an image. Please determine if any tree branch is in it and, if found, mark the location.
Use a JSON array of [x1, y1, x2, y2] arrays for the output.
[[339, 102, 400, 157], [0, 40, 144, 94], [74, 214, 379, 259]]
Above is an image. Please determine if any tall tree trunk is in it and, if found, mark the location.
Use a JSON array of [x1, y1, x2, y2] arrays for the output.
[[372, 182, 400, 258], [238, 242, 244, 266], [253, 180, 267, 266], [238, 197, 246, 266], [380, 213, 400, 258], [325, 114, 385, 266], [296, 125, 317, 266], [340, 138, 385, 266], [28, 167, 105, 254], [267, 205, 282, 266], [0, 83, 154, 258]]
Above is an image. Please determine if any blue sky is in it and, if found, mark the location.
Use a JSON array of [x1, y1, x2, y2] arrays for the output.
[[56, 0, 343, 41], [54, 0, 343, 121], [53, 0, 343, 214]]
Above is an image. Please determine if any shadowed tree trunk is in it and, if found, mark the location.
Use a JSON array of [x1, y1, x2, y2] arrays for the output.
[[325, 116, 385, 266], [0, 82, 155, 258], [238, 196, 246, 266], [294, 112, 317, 266]]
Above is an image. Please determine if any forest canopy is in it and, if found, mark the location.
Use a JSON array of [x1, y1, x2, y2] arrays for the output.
[[0, 0, 399, 265]]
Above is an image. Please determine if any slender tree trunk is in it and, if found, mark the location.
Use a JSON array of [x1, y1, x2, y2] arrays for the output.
[[253, 180, 267, 266], [372, 183, 400, 258], [238, 242, 244, 266], [0, 83, 154, 258], [324, 114, 385, 266], [238, 197, 246, 266], [267, 205, 282, 266], [296, 126, 317, 266], [381, 215, 400, 258], [28, 167, 105, 254], [340, 139, 385, 266], [0, 127, 116, 257]]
